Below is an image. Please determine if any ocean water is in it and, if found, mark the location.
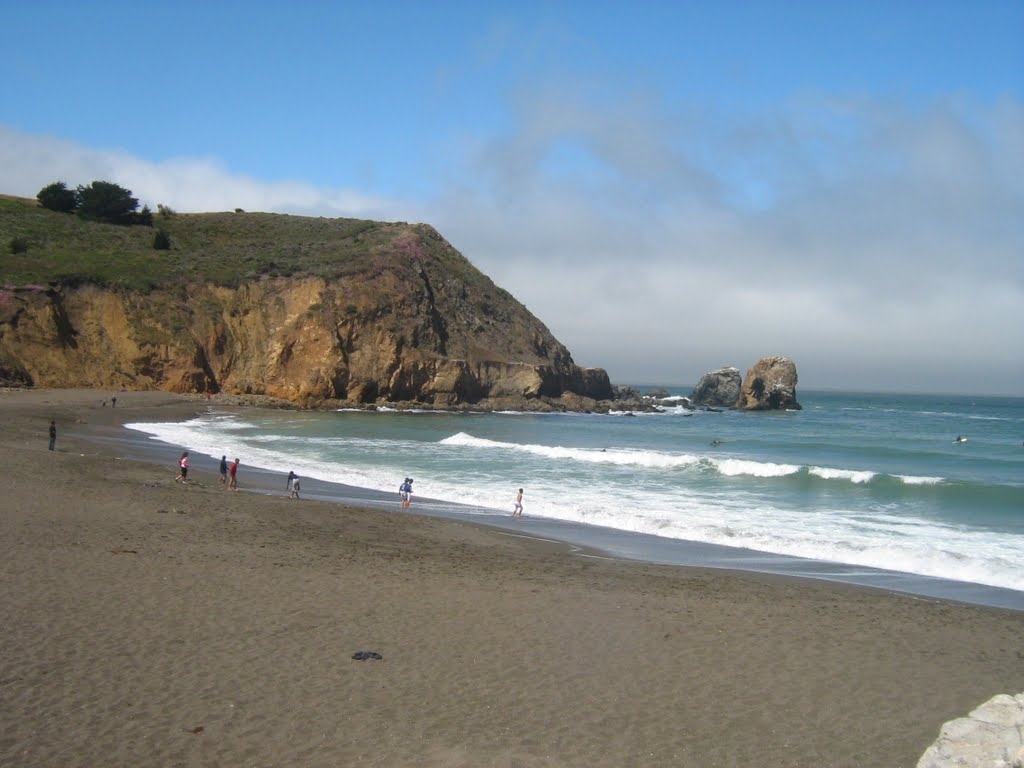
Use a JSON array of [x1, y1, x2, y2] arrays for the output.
[[126, 390, 1024, 597]]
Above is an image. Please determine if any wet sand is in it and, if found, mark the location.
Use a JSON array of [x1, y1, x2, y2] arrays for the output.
[[2, 389, 1022, 767]]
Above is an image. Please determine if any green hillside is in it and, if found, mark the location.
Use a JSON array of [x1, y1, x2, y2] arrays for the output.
[[0, 196, 472, 293]]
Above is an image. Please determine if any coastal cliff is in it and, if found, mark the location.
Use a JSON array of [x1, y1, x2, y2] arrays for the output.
[[0, 199, 611, 407]]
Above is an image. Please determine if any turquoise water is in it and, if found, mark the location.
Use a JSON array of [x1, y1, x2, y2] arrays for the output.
[[127, 390, 1024, 594]]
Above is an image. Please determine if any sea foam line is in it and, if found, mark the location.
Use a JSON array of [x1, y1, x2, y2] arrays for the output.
[[808, 466, 877, 483], [712, 458, 801, 478], [440, 432, 948, 486], [439, 432, 700, 468]]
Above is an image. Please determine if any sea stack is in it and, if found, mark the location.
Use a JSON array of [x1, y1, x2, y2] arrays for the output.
[[736, 356, 801, 411], [691, 366, 742, 407]]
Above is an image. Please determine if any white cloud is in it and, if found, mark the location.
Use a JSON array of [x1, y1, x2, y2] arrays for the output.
[[0, 126, 402, 220]]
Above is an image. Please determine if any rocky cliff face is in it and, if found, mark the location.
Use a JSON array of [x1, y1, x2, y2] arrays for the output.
[[0, 221, 611, 407]]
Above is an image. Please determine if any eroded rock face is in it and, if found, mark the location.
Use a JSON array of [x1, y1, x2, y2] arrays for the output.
[[0, 245, 611, 407], [691, 367, 741, 407], [736, 356, 801, 410], [916, 693, 1024, 768]]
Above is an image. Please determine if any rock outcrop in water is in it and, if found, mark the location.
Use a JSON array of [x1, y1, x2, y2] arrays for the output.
[[0, 204, 611, 408], [736, 356, 801, 411], [916, 692, 1024, 768], [690, 366, 742, 407]]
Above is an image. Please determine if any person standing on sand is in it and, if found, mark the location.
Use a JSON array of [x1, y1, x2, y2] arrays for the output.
[[399, 478, 413, 509], [219, 455, 228, 484], [176, 451, 190, 483], [228, 458, 239, 490], [512, 488, 524, 517], [111, 396, 117, 408], [48, 420, 56, 451], [286, 470, 297, 490], [290, 477, 301, 499]]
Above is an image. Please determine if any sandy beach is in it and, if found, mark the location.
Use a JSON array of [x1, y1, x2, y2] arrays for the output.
[[2, 389, 1022, 768]]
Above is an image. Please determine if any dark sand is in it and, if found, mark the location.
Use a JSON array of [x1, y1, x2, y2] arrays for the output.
[[2, 389, 1022, 767]]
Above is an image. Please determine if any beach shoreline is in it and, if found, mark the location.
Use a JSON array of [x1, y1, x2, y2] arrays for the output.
[[3, 388, 1023, 767], [100, 389, 1024, 613]]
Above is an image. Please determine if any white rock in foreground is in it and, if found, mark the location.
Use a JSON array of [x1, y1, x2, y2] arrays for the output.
[[916, 692, 1024, 768]]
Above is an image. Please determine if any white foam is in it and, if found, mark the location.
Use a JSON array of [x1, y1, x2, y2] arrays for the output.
[[126, 417, 405, 494], [809, 466, 876, 483], [479, 474, 1024, 592], [711, 458, 801, 477], [439, 432, 700, 468], [898, 475, 945, 485]]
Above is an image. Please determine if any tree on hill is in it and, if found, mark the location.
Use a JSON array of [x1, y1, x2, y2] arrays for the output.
[[76, 181, 142, 226], [37, 181, 79, 213], [153, 229, 171, 250]]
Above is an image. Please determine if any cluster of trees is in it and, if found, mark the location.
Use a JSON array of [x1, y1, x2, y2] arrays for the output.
[[34, 180, 174, 250], [37, 180, 153, 227]]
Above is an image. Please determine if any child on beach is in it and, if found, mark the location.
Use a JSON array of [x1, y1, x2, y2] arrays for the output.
[[176, 451, 190, 483], [228, 458, 239, 490], [513, 488, 524, 517], [219, 455, 228, 484], [290, 477, 301, 499]]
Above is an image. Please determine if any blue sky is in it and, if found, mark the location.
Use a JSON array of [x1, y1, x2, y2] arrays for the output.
[[3, 1, 1023, 394]]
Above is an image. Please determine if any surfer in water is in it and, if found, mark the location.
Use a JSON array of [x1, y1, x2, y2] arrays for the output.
[[953, 435, 967, 444]]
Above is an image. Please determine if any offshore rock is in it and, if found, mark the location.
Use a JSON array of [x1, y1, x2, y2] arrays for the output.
[[612, 385, 642, 401], [916, 693, 1024, 768], [736, 356, 801, 410], [691, 366, 741, 407]]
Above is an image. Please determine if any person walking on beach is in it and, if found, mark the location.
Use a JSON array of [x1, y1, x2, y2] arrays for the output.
[[176, 451, 190, 483], [111, 396, 117, 408], [219, 455, 228, 484], [228, 458, 239, 490], [399, 477, 413, 509], [290, 477, 301, 500], [512, 488, 524, 517], [48, 420, 57, 451], [286, 470, 297, 490]]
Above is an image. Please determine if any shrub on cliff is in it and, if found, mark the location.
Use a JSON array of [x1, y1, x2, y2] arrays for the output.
[[153, 229, 171, 250], [37, 182, 79, 213]]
